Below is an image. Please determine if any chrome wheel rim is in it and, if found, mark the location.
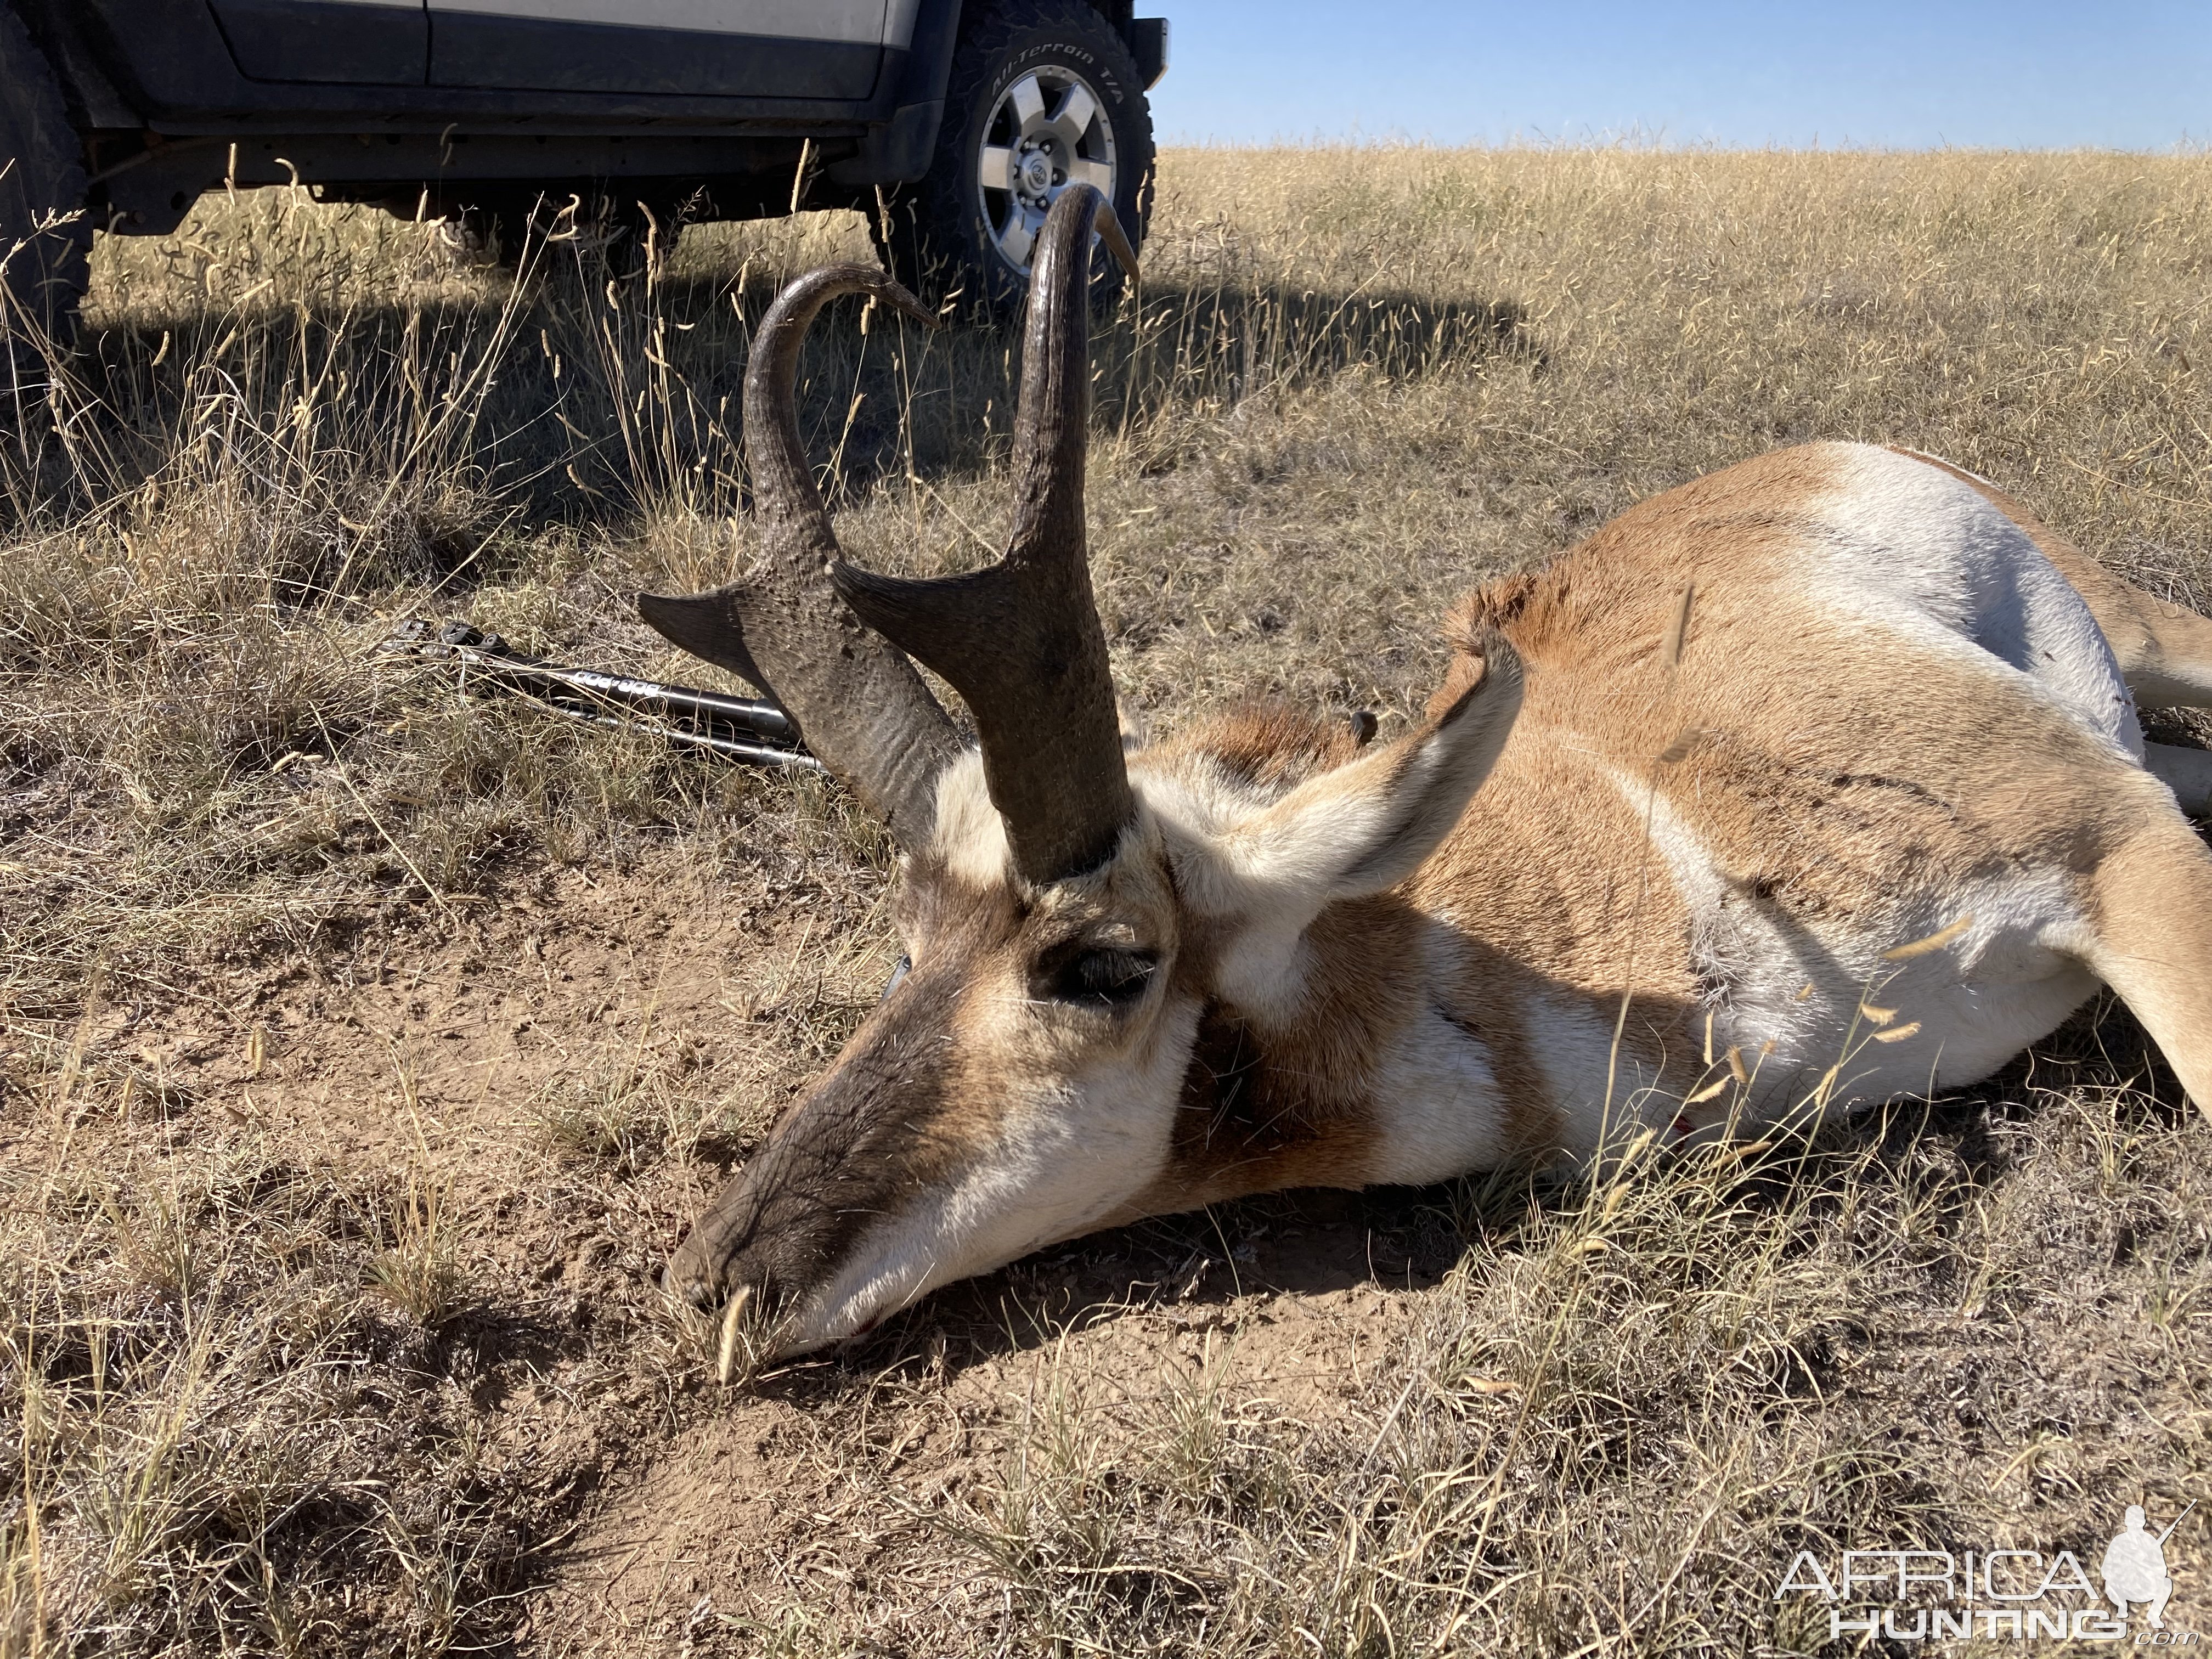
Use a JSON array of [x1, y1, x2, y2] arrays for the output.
[[974, 65, 1116, 274]]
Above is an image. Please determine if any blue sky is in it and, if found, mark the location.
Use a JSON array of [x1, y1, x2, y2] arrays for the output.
[[1149, 2, 2212, 149]]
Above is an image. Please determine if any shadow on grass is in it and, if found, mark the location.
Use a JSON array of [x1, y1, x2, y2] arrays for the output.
[[14, 265, 1539, 558]]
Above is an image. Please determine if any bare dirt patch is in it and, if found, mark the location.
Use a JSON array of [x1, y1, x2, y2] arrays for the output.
[[7, 837, 1461, 1655]]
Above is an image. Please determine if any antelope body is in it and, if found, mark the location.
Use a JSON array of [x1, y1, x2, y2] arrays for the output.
[[646, 188, 2212, 1363]]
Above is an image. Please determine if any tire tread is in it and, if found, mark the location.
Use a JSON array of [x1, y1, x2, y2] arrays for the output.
[[877, 0, 1153, 312]]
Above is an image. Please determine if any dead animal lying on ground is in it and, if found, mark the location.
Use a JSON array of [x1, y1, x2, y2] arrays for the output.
[[641, 183, 2212, 1365]]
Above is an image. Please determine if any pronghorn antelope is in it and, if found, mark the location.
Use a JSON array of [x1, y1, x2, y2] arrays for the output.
[[644, 185, 2212, 1362]]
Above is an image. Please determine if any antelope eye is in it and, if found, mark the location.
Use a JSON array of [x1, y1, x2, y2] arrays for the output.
[[1039, 945, 1158, 1008]]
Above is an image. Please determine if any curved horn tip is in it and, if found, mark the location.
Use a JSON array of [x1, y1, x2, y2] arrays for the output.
[[759, 262, 941, 333], [859, 268, 943, 332], [1087, 194, 1138, 282], [1032, 183, 1138, 285]]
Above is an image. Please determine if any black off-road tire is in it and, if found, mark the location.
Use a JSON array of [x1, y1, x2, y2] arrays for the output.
[[0, 2, 92, 394], [874, 0, 1153, 313]]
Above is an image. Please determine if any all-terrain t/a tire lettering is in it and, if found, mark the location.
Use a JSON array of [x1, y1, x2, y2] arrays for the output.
[[877, 0, 1155, 313]]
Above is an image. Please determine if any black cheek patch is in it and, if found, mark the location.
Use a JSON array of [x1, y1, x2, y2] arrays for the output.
[[1172, 1003, 1268, 1164], [1164, 1000, 1369, 1200]]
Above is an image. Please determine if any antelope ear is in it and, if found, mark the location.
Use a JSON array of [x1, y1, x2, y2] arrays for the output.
[[1201, 633, 1523, 919]]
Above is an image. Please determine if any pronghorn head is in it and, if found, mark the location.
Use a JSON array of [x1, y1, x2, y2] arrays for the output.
[[642, 188, 1523, 1362]]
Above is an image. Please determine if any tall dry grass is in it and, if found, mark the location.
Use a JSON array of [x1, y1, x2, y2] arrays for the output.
[[3, 146, 2210, 1655]]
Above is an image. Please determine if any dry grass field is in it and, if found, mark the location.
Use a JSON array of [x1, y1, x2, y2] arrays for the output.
[[4, 145, 2211, 1656]]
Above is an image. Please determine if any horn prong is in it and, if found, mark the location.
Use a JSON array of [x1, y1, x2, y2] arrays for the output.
[[830, 184, 1137, 885], [637, 263, 958, 851]]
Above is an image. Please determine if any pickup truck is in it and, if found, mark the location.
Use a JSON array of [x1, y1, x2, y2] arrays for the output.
[[0, 0, 1166, 351]]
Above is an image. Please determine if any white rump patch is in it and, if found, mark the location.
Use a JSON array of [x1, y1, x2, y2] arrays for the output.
[[1813, 444, 2142, 759], [1609, 764, 2100, 1128]]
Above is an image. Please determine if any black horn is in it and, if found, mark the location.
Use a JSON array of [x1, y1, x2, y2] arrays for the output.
[[833, 185, 1139, 884], [637, 265, 960, 850]]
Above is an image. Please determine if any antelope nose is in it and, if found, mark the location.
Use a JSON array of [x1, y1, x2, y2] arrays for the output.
[[663, 1230, 730, 1308], [662, 1259, 715, 1310]]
